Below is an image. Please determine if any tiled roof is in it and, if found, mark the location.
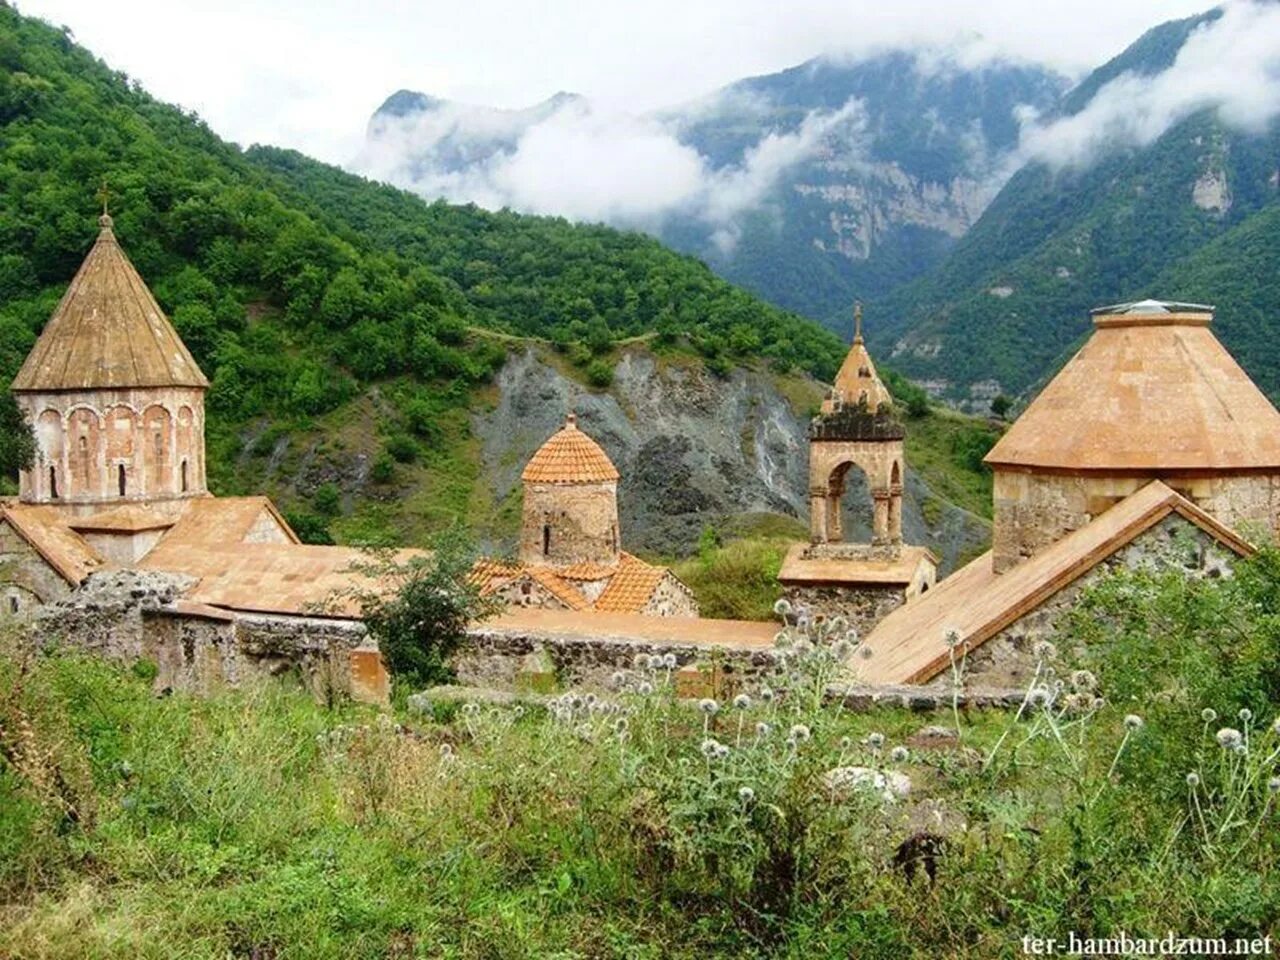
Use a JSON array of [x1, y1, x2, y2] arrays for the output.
[[471, 558, 590, 611], [554, 560, 620, 581], [68, 504, 175, 534], [777, 544, 936, 586], [827, 338, 893, 412], [986, 309, 1280, 471], [12, 217, 209, 391], [141, 497, 298, 571], [594, 553, 667, 613], [521, 414, 620, 484], [854, 482, 1254, 685], [0, 504, 105, 585]]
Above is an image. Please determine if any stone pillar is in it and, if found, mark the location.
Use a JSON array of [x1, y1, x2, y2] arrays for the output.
[[888, 487, 903, 544], [827, 493, 843, 543], [872, 489, 890, 545], [809, 488, 829, 543]]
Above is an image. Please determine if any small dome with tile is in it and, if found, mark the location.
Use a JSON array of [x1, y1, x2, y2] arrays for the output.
[[521, 413, 620, 484]]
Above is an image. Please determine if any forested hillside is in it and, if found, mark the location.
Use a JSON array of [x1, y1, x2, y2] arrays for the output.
[[0, 2, 990, 553], [872, 8, 1280, 406]]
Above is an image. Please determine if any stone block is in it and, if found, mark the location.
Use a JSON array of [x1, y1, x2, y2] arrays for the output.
[[349, 645, 390, 706]]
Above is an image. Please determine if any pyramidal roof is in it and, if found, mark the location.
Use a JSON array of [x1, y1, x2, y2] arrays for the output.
[[522, 413, 620, 484], [825, 304, 893, 412], [986, 303, 1280, 471], [12, 215, 209, 392]]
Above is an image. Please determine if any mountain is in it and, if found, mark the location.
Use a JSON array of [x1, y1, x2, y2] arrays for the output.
[[362, 53, 1067, 329], [0, 2, 992, 562], [875, 7, 1280, 407]]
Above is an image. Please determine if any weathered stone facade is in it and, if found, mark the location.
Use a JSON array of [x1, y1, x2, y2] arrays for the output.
[[783, 584, 909, 637], [641, 572, 699, 617], [519, 479, 620, 567], [17, 386, 208, 510], [941, 513, 1239, 689], [0, 519, 72, 619], [992, 469, 1280, 573]]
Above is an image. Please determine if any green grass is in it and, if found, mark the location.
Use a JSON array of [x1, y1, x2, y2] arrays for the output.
[[6, 556, 1278, 958], [673, 535, 793, 620], [902, 409, 998, 520]]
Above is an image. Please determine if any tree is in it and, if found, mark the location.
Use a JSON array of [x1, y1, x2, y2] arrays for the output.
[[0, 392, 35, 485], [347, 527, 500, 687], [990, 394, 1012, 418]]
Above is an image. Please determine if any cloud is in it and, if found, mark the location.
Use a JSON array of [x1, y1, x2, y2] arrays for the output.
[[1015, 0, 1280, 170], [355, 93, 865, 249]]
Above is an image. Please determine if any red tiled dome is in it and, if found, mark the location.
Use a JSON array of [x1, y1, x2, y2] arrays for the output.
[[522, 414, 620, 484]]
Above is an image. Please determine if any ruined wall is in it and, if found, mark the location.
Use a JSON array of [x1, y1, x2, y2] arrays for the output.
[[16, 385, 207, 507], [948, 514, 1240, 689], [0, 519, 73, 620], [486, 574, 576, 611], [992, 470, 1280, 572], [519, 480, 620, 567], [781, 583, 907, 638], [642, 572, 700, 617]]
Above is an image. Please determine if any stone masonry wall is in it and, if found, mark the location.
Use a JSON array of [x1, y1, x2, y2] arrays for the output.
[[945, 513, 1240, 690], [519, 480, 620, 567], [0, 519, 73, 621], [642, 572, 700, 617], [993, 470, 1280, 572], [780, 583, 907, 638]]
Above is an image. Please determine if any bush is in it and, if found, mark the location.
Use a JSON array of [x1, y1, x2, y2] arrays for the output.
[[369, 453, 395, 484], [585, 359, 614, 388], [383, 434, 417, 464]]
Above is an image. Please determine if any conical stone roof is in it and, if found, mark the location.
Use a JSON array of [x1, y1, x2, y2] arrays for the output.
[[824, 304, 893, 412], [985, 304, 1280, 471], [522, 414, 620, 484], [12, 215, 209, 392]]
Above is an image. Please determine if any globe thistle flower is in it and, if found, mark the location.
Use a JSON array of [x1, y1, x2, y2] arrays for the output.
[[1273, 717, 1280, 737], [840, 735, 852, 750], [832, 640, 854, 661], [1269, 776, 1280, 794], [1070, 670, 1097, 691], [613, 717, 629, 736], [584, 693, 598, 707], [512, 705, 525, 719], [1032, 640, 1058, 662], [637, 681, 654, 696], [1202, 708, 1218, 723], [733, 693, 752, 710], [575, 724, 595, 743], [715, 742, 731, 760], [461, 702, 480, 717], [1234, 742, 1248, 756], [774, 632, 793, 650], [1124, 714, 1144, 731], [943, 629, 962, 649], [759, 685, 775, 703], [784, 736, 798, 751], [773, 598, 792, 617], [439, 743, 455, 759], [634, 653, 652, 671], [1092, 697, 1106, 711], [1216, 728, 1243, 750], [1186, 772, 1200, 788], [868, 732, 885, 750], [859, 646, 874, 660], [1239, 708, 1253, 723], [789, 724, 811, 743], [698, 698, 720, 717], [738, 785, 756, 804], [700, 737, 724, 760], [755, 721, 772, 738], [890, 746, 909, 763], [794, 639, 815, 655], [662, 653, 677, 670], [1027, 686, 1052, 708], [610, 671, 626, 689], [569, 695, 585, 712]]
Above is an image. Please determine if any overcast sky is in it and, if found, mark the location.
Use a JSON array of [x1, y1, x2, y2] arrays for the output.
[[12, 0, 1213, 165]]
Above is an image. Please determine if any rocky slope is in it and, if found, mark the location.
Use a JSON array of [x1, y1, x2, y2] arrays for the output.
[[471, 347, 990, 572]]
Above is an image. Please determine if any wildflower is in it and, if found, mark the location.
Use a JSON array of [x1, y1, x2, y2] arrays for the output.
[[584, 693, 598, 707], [1201, 708, 1218, 723], [868, 732, 885, 750], [859, 646, 873, 660], [1239, 708, 1254, 723], [784, 737, 798, 751], [1269, 777, 1280, 794], [789, 724, 812, 743], [840, 735, 852, 750], [614, 717, 629, 736], [1027, 686, 1052, 708], [610, 671, 626, 689], [794, 639, 815, 655], [698, 698, 720, 716], [512, 705, 525, 719], [1032, 640, 1058, 662], [738, 786, 756, 804], [575, 724, 594, 742], [1273, 717, 1280, 736], [1234, 743, 1248, 756], [733, 693, 752, 710], [890, 746, 909, 763], [1124, 714, 1144, 731], [637, 681, 654, 696], [832, 640, 853, 661], [944, 629, 962, 649], [1186, 772, 1200, 788], [1070, 670, 1097, 691], [634, 653, 651, 670], [1092, 697, 1106, 711], [1216, 728, 1243, 750], [759, 686, 775, 702], [715, 742, 731, 760], [700, 738, 725, 760], [461, 703, 480, 717], [773, 632, 793, 650], [569, 695, 585, 711], [773, 598, 793, 617], [755, 721, 772, 738], [439, 743, 455, 759]]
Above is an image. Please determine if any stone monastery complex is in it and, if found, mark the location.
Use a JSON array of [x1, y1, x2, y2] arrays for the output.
[[3, 213, 1280, 699]]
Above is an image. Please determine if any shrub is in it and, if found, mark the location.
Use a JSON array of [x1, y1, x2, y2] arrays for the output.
[[383, 434, 417, 464], [585, 359, 614, 388]]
